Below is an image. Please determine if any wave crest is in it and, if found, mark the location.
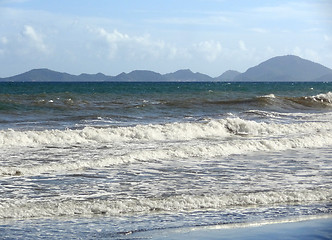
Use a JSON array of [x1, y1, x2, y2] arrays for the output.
[[1, 116, 332, 147], [309, 92, 332, 103], [1, 116, 332, 176], [1, 189, 330, 219]]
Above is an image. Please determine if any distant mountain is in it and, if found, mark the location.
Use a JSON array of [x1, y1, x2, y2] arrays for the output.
[[77, 73, 111, 81], [215, 70, 241, 81], [112, 69, 213, 82], [1, 55, 332, 82], [0, 69, 112, 82], [0, 68, 215, 82], [164, 69, 213, 81], [1, 68, 75, 82], [234, 55, 332, 82], [313, 73, 332, 82], [113, 70, 165, 82]]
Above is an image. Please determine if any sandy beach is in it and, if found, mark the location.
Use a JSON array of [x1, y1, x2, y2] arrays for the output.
[[144, 216, 332, 240]]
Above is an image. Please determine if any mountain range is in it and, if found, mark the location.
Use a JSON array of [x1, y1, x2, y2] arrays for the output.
[[1, 55, 332, 82]]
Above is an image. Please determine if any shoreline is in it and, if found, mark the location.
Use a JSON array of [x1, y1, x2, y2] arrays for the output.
[[142, 215, 332, 240]]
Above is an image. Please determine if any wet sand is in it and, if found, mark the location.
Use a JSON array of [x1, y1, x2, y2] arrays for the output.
[[143, 216, 332, 240]]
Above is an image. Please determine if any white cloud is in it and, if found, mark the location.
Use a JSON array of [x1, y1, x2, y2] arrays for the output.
[[22, 25, 49, 54], [96, 28, 166, 59], [0, 36, 8, 44], [249, 28, 268, 33], [292, 46, 320, 63], [239, 40, 247, 51], [95, 27, 190, 61], [193, 40, 222, 62], [169, 46, 191, 60], [95, 27, 226, 69], [0, 37, 7, 55], [96, 28, 129, 58], [97, 28, 129, 43], [266, 46, 275, 54]]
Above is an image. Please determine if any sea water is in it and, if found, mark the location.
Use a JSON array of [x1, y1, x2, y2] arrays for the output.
[[0, 82, 331, 239]]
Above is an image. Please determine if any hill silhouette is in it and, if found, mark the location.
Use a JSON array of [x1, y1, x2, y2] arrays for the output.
[[164, 69, 213, 81], [113, 70, 164, 82], [234, 55, 332, 82], [1, 55, 331, 82], [215, 70, 241, 81]]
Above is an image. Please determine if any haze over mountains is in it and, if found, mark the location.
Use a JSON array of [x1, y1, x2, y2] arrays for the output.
[[1, 55, 332, 82]]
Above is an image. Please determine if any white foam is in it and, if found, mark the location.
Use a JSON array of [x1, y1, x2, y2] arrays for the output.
[[0, 189, 330, 219], [1, 128, 332, 177], [1, 117, 332, 148], [0, 121, 230, 147], [309, 92, 332, 103], [259, 94, 276, 98], [2, 117, 332, 176]]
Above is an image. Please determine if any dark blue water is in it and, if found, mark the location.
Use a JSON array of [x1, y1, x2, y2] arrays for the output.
[[1, 82, 332, 130]]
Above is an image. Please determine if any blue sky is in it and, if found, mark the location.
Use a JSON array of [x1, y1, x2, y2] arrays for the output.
[[0, 0, 331, 77]]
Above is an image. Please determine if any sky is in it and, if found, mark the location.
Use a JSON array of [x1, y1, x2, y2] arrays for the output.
[[0, 0, 331, 77]]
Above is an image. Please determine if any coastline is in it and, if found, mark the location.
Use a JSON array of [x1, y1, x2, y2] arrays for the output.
[[144, 215, 332, 240]]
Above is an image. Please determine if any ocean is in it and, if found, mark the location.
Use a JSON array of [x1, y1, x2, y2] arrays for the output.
[[0, 82, 331, 239]]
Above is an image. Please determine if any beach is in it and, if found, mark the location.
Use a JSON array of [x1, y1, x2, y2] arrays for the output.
[[150, 216, 332, 240]]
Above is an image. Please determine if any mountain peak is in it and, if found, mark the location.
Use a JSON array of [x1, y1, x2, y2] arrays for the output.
[[215, 70, 241, 81], [164, 69, 212, 81], [113, 70, 164, 82], [173, 69, 193, 74], [235, 55, 332, 82]]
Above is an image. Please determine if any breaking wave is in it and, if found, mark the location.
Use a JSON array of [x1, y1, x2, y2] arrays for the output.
[[0, 189, 331, 219], [1, 116, 332, 147], [1, 115, 332, 176], [308, 92, 332, 103]]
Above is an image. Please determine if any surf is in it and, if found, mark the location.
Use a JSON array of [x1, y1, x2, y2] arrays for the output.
[[2, 115, 332, 176], [1, 114, 332, 147], [1, 188, 331, 219]]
